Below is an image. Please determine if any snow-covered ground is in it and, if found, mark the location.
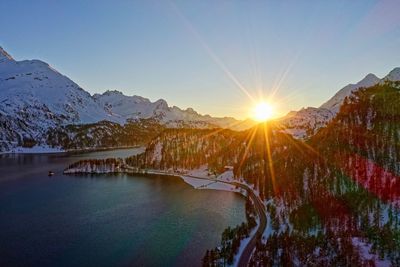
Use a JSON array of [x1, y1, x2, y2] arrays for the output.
[[186, 165, 211, 178], [147, 166, 242, 193], [352, 238, 392, 267], [181, 176, 239, 192], [180, 167, 241, 193], [180, 176, 212, 188], [232, 219, 260, 267], [262, 207, 273, 240], [186, 165, 235, 181]]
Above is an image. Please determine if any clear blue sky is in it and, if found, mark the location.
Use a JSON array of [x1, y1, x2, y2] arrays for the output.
[[1, 0, 399, 119]]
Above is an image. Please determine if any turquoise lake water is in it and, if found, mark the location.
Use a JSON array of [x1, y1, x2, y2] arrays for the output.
[[0, 149, 246, 266]]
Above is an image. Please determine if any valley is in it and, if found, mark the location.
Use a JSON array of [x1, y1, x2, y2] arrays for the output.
[[64, 81, 400, 266], [2, 2, 400, 266], [2, 47, 400, 266]]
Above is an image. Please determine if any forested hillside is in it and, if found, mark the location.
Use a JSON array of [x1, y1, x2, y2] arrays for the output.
[[126, 128, 245, 173], [47, 119, 165, 150], [249, 82, 400, 266], [0, 46, 249, 152], [126, 82, 400, 265]]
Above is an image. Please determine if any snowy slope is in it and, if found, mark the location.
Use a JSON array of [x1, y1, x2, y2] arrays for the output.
[[0, 46, 249, 152], [93, 90, 162, 120], [93, 90, 244, 129], [0, 48, 112, 125], [382, 67, 400, 82], [0, 46, 245, 130], [3, 44, 397, 148], [320, 73, 380, 113], [278, 107, 334, 139], [279, 68, 400, 139], [0, 46, 120, 151]]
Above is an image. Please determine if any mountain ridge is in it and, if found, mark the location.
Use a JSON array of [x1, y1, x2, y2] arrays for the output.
[[1, 45, 399, 150], [278, 67, 400, 139], [0, 46, 250, 152], [117, 81, 400, 265]]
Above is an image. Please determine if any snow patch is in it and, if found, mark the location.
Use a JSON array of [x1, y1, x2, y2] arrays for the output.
[[352, 237, 391, 267]]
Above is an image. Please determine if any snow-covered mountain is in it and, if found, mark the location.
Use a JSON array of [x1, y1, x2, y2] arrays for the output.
[[0, 46, 248, 152], [319, 73, 380, 113], [0, 46, 117, 151], [0, 48, 115, 124], [382, 67, 400, 82], [278, 107, 334, 139], [279, 67, 400, 139], [93, 90, 244, 129]]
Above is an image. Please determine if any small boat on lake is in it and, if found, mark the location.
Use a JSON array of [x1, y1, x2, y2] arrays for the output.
[[48, 171, 55, 176]]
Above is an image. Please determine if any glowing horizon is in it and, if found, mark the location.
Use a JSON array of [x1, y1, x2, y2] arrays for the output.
[[1, 1, 399, 120]]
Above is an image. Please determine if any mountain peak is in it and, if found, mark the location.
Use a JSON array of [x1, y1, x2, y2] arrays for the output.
[[364, 73, 379, 80], [357, 73, 380, 87], [383, 67, 400, 82], [320, 72, 380, 111], [0, 46, 14, 62], [154, 99, 169, 109], [185, 107, 198, 115]]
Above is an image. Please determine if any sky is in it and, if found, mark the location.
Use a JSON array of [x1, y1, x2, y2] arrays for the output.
[[1, 0, 400, 119]]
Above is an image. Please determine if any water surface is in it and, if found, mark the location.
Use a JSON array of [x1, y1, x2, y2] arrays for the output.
[[0, 148, 245, 266]]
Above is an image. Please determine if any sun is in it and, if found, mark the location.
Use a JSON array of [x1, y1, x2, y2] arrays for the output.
[[252, 102, 274, 122]]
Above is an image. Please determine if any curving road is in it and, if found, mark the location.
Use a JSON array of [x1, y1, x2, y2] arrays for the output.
[[231, 181, 267, 267]]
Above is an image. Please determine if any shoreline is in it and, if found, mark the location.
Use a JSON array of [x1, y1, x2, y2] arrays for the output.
[[1, 145, 144, 155], [147, 170, 245, 195], [127, 169, 267, 267], [64, 167, 266, 267]]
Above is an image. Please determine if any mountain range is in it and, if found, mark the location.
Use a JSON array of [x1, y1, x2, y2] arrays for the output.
[[139, 79, 400, 265], [0, 47, 249, 152], [279, 67, 400, 139], [8, 44, 400, 264], [65, 78, 400, 265], [1, 45, 399, 152]]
